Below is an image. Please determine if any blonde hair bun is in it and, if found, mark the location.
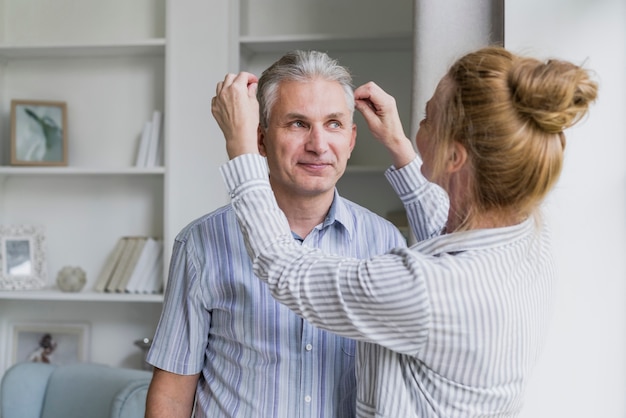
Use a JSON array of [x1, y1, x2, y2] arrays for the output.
[[508, 58, 598, 134]]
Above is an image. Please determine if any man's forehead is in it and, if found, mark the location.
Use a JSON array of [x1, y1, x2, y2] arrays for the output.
[[280, 111, 351, 120]]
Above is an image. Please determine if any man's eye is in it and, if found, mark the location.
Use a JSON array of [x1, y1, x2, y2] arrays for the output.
[[291, 121, 305, 128], [328, 121, 341, 129]]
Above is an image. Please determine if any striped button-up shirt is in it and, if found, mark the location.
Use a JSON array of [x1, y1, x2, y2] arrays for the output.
[[147, 187, 406, 417], [222, 154, 556, 418]]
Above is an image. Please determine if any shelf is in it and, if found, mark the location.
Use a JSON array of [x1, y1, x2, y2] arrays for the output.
[[0, 167, 165, 177], [0, 39, 166, 59], [0, 289, 163, 302], [240, 32, 412, 55]]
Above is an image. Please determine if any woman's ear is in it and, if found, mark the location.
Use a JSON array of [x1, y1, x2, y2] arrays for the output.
[[447, 141, 467, 173], [257, 125, 267, 156]]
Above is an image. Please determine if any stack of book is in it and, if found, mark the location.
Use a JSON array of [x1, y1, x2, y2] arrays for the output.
[[94, 236, 164, 294], [134, 110, 163, 167]]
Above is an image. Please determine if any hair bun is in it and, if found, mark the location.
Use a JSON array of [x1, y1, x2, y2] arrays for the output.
[[508, 58, 598, 133]]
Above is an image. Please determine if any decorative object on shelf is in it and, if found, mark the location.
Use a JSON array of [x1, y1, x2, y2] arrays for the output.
[[10, 99, 68, 166], [56, 266, 87, 292], [0, 224, 47, 291], [134, 337, 153, 371], [6, 322, 90, 373]]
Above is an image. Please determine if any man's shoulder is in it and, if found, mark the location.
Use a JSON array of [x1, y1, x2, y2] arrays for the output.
[[175, 203, 237, 241]]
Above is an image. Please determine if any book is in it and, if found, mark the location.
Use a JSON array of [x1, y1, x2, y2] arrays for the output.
[[146, 241, 164, 293], [134, 120, 152, 167], [106, 237, 141, 292], [114, 237, 148, 292], [125, 238, 160, 293], [93, 238, 128, 292], [145, 110, 162, 167], [129, 239, 163, 294]]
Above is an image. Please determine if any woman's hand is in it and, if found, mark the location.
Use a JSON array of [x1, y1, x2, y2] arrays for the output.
[[354, 81, 416, 169], [211, 72, 260, 159]]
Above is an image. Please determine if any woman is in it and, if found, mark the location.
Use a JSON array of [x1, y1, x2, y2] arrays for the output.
[[212, 46, 598, 417]]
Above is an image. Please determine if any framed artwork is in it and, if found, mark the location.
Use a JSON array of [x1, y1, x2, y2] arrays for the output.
[[6, 322, 90, 370], [0, 225, 47, 290], [10, 99, 68, 166]]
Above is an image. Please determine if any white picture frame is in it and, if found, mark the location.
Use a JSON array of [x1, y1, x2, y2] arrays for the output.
[[0, 225, 47, 290], [6, 322, 90, 371]]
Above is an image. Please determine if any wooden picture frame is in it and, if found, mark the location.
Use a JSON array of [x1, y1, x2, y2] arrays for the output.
[[6, 322, 90, 371], [0, 225, 48, 290], [10, 99, 67, 166]]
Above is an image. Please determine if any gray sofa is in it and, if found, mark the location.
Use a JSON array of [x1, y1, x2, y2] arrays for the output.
[[0, 362, 152, 418]]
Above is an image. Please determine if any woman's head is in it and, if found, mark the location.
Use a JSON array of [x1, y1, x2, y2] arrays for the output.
[[423, 46, 598, 229]]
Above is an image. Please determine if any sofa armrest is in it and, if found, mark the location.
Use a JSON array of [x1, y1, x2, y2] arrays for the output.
[[111, 379, 151, 418], [0, 362, 56, 418]]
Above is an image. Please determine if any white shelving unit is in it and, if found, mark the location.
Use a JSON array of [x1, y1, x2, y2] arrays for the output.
[[0, 0, 417, 377], [0, 0, 166, 374], [236, 0, 414, 217]]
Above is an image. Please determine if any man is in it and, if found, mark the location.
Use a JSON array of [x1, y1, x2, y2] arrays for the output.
[[145, 50, 406, 418]]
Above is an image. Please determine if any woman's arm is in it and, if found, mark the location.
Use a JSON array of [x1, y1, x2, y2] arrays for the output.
[[221, 154, 431, 356]]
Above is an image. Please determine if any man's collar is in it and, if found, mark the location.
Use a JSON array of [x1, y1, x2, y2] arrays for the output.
[[315, 188, 355, 239]]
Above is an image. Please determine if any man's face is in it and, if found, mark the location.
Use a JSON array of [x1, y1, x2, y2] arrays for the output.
[[259, 78, 356, 199]]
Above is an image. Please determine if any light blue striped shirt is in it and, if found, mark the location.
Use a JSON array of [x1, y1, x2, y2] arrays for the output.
[[147, 187, 405, 417], [222, 154, 556, 418]]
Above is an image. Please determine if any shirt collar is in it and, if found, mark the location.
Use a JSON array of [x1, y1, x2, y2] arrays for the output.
[[314, 189, 355, 239], [413, 216, 538, 256]]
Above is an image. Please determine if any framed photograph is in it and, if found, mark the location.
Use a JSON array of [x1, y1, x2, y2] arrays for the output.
[[0, 225, 47, 290], [10, 99, 68, 166], [6, 322, 90, 370]]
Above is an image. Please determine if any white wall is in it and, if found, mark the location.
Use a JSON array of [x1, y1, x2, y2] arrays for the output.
[[506, 1, 626, 417], [165, 0, 232, 270]]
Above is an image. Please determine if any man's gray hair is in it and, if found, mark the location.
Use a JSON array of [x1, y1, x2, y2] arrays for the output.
[[257, 50, 354, 128]]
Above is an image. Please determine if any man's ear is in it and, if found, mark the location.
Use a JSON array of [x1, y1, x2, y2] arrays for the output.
[[257, 125, 267, 156], [349, 123, 357, 154], [447, 141, 467, 173]]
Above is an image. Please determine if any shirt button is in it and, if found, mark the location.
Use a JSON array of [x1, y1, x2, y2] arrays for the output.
[[304, 395, 312, 403], [305, 344, 313, 351]]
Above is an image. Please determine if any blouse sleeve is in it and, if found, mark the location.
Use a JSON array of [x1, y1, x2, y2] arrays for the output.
[[385, 156, 450, 242], [222, 154, 432, 356]]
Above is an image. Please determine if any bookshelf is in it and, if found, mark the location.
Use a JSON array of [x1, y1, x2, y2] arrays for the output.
[[0, 0, 167, 374], [0, 0, 416, 376]]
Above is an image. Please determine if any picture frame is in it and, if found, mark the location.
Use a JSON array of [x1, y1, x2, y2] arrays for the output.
[[10, 99, 68, 166], [0, 225, 48, 290], [6, 322, 90, 370]]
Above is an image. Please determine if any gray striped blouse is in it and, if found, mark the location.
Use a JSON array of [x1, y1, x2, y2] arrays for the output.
[[222, 154, 556, 418]]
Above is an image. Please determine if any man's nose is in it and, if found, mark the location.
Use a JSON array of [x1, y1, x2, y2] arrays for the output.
[[305, 125, 329, 153]]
